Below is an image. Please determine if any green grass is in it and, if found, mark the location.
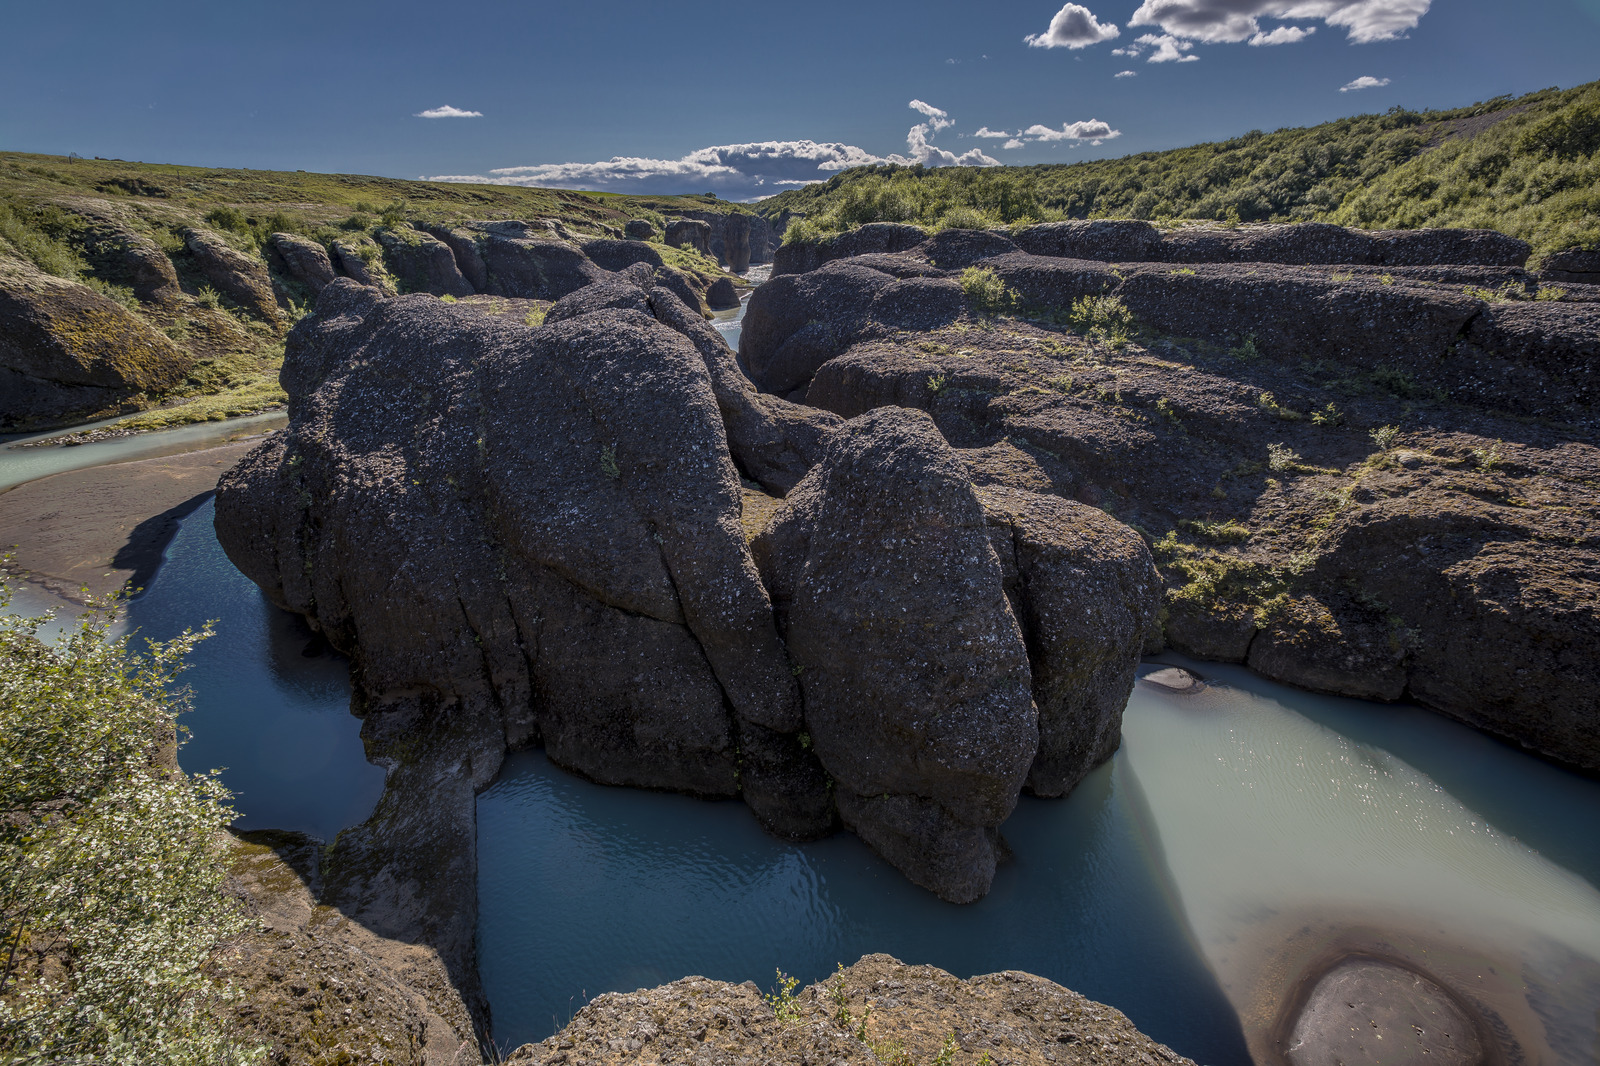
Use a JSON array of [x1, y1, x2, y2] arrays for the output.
[[760, 80, 1600, 261]]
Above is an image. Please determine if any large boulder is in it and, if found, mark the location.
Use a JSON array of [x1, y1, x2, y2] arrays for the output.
[[375, 226, 474, 297], [478, 235, 607, 299], [752, 408, 1039, 902], [977, 485, 1162, 797], [266, 232, 336, 294], [181, 227, 280, 323], [773, 222, 928, 276], [706, 277, 739, 310], [664, 218, 711, 255], [623, 218, 658, 241], [1540, 247, 1600, 285], [419, 224, 490, 292], [0, 256, 192, 429], [1013, 219, 1161, 261], [329, 238, 390, 291], [739, 261, 896, 396]]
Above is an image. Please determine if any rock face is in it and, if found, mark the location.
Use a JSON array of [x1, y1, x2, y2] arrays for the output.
[[665, 218, 712, 255], [376, 226, 474, 297], [1541, 247, 1600, 285], [753, 408, 1040, 902], [745, 226, 1600, 775], [217, 262, 1159, 902], [624, 218, 658, 241], [0, 256, 193, 429], [680, 211, 754, 272], [266, 232, 336, 295], [506, 954, 1198, 1066], [706, 277, 740, 310], [182, 227, 281, 323]]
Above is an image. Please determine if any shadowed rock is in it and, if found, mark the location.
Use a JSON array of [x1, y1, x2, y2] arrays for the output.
[[183, 226, 281, 322], [267, 232, 336, 294], [376, 226, 474, 297]]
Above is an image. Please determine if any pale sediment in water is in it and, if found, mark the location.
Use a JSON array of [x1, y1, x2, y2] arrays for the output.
[[1127, 659, 1600, 1064]]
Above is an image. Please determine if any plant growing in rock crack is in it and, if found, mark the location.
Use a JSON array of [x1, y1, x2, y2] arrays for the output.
[[927, 373, 949, 395], [1067, 294, 1134, 346], [764, 970, 801, 1022], [1266, 443, 1300, 472], [1230, 333, 1260, 360], [1310, 402, 1343, 426], [599, 445, 620, 480], [1472, 440, 1504, 472], [1370, 424, 1401, 450], [525, 307, 547, 328], [959, 267, 1018, 315]]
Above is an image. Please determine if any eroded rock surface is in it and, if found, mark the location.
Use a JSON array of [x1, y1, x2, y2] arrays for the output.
[[0, 255, 193, 429], [746, 225, 1600, 773], [505, 954, 1198, 1066]]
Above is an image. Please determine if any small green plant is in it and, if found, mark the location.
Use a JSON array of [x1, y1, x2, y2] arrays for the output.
[[1370, 424, 1401, 450], [1257, 391, 1303, 421], [1170, 266, 1197, 276], [1370, 365, 1420, 398], [1181, 518, 1252, 542], [204, 205, 249, 234], [1472, 440, 1504, 472], [600, 445, 620, 480], [1230, 333, 1261, 360], [765, 970, 801, 1023], [1067, 294, 1134, 344], [1534, 286, 1567, 301], [194, 285, 221, 309], [439, 293, 457, 303], [1330, 271, 1354, 282], [525, 307, 547, 327], [1379, 273, 1395, 285], [1267, 442, 1300, 472], [1155, 397, 1181, 425], [933, 1032, 960, 1066], [927, 373, 949, 395], [959, 266, 1017, 315], [1310, 402, 1344, 426], [1047, 374, 1074, 393]]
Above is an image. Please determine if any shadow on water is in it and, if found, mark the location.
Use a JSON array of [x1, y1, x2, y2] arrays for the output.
[[477, 745, 1252, 1063], [1152, 653, 1600, 891], [122, 498, 385, 841]]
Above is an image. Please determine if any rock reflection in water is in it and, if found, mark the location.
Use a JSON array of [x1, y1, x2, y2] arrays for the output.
[[1126, 659, 1600, 1065], [122, 499, 384, 841]]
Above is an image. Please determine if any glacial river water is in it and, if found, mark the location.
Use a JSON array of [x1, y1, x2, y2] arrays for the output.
[[4, 287, 1600, 1064]]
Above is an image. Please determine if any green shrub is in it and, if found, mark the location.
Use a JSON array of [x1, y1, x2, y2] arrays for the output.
[[936, 205, 998, 231], [1067, 294, 1134, 341], [0, 583, 261, 1065], [203, 206, 250, 235], [0, 203, 83, 278], [960, 266, 1017, 314]]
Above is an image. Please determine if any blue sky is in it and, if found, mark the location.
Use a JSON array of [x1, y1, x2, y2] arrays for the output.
[[3, 0, 1597, 200]]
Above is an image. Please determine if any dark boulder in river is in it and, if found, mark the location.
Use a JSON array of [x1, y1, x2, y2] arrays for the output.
[[215, 266, 1160, 902]]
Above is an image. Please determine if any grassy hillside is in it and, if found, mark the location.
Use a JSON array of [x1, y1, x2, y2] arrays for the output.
[[761, 80, 1600, 262], [0, 155, 748, 434]]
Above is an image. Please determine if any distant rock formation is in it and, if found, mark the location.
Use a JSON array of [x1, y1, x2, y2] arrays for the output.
[[0, 256, 192, 430], [182, 227, 281, 323], [665, 218, 711, 256], [624, 218, 658, 241]]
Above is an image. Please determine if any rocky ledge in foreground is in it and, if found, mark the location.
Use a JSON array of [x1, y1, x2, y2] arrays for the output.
[[506, 955, 1197, 1066], [750, 221, 1600, 775]]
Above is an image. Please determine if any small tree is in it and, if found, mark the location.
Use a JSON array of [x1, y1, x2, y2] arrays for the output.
[[0, 580, 261, 1065]]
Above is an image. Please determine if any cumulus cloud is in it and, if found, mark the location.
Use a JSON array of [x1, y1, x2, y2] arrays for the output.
[[1249, 24, 1315, 44], [1115, 32, 1201, 61], [909, 99, 954, 131], [1340, 75, 1391, 91], [1004, 139, 1027, 149], [1115, 68, 1138, 77], [1023, 120, 1121, 142], [1025, 3, 1121, 48], [1129, 0, 1429, 44], [415, 105, 483, 119], [974, 127, 1014, 138]]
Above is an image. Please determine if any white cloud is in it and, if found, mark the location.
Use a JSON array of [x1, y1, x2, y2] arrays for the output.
[[1114, 69, 1138, 77], [974, 127, 1014, 138], [1025, 3, 1121, 48], [1249, 24, 1316, 44], [1004, 139, 1027, 149], [415, 105, 483, 119], [1129, 33, 1201, 61], [1129, 0, 1429, 44], [909, 99, 954, 131], [1340, 75, 1391, 91], [1023, 120, 1121, 142]]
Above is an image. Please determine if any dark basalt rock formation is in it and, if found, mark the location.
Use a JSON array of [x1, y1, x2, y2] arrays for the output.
[[1541, 247, 1600, 286], [706, 276, 739, 310], [664, 218, 711, 255], [0, 256, 193, 430], [506, 954, 1199, 1066], [744, 227, 1600, 775], [677, 210, 754, 272], [375, 226, 475, 297], [623, 218, 658, 241], [217, 262, 1160, 904], [329, 238, 389, 291], [182, 226, 281, 323], [266, 232, 336, 295]]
